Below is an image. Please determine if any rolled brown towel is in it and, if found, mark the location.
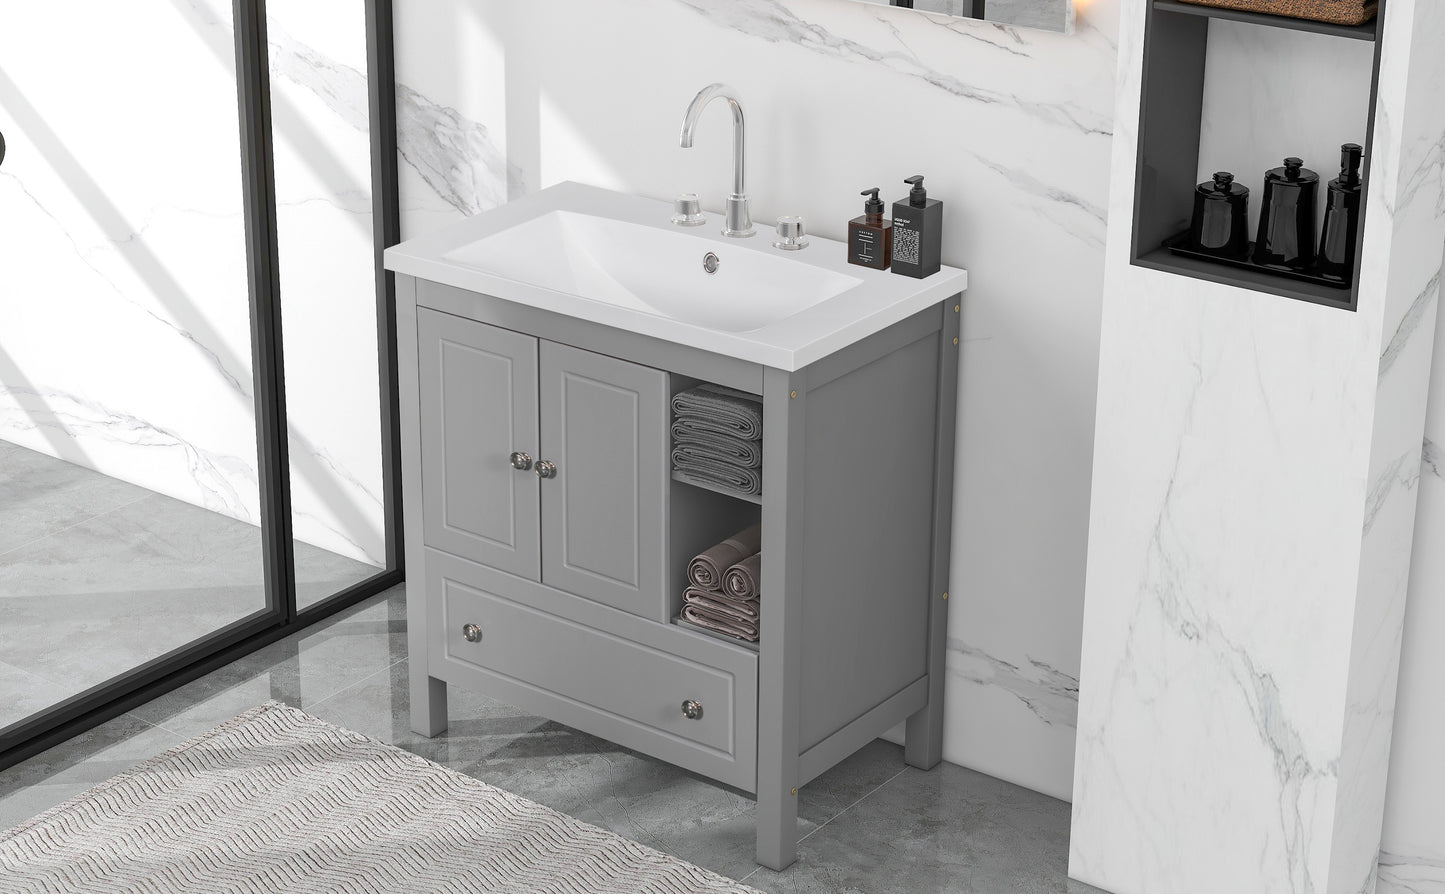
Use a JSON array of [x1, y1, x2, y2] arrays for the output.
[[684, 587, 759, 622], [682, 603, 759, 642], [723, 553, 761, 601], [687, 524, 762, 590]]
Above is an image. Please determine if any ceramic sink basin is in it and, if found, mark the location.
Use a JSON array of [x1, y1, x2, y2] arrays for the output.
[[383, 182, 968, 370], [442, 211, 862, 334]]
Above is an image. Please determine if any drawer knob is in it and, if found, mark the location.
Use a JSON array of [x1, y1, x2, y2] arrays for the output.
[[509, 451, 533, 470], [462, 623, 483, 643], [680, 699, 704, 720], [535, 460, 557, 479]]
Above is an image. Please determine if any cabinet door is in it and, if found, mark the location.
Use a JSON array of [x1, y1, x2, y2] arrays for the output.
[[538, 341, 668, 619], [418, 308, 540, 579]]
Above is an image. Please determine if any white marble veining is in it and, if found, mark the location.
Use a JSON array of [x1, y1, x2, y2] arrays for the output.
[[1377, 5, 1445, 893], [267, 0, 387, 575], [395, 0, 1120, 805], [0, 1, 388, 569], [0, 1, 260, 523], [1071, 1, 1445, 892], [948, 638, 1079, 728], [849, 0, 1076, 34]]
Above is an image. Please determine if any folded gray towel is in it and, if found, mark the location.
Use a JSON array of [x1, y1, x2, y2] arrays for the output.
[[672, 442, 762, 473], [723, 553, 760, 600], [687, 524, 762, 589], [684, 586, 759, 621], [671, 384, 763, 440], [674, 459, 762, 499], [682, 602, 759, 642], [670, 423, 763, 468]]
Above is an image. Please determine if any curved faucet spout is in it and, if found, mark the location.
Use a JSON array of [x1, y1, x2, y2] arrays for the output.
[[679, 84, 746, 195], [678, 83, 753, 237]]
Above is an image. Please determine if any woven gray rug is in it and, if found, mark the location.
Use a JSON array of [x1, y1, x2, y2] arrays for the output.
[[0, 702, 763, 894]]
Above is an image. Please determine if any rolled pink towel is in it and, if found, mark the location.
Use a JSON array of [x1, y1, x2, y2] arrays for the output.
[[723, 553, 760, 601], [687, 524, 762, 590]]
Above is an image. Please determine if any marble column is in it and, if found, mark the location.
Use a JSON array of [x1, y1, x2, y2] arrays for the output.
[[1069, 1, 1445, 893]]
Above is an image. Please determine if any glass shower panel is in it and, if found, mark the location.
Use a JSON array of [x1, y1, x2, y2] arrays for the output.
[[267, 0, 389, 608], [0, 1, 269, 731]]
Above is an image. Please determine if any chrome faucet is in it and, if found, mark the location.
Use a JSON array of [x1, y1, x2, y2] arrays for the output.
[[679, 84, 754, 238]]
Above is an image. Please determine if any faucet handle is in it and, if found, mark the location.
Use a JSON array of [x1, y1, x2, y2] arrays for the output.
[[773, 215, 809, 251], [671, 193, 706, 227]]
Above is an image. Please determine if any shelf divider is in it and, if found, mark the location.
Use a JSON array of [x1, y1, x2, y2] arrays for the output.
[[1133, 248, 1354, 309], [672, 471, 763, 506], [1152, 0, 1379, 41]]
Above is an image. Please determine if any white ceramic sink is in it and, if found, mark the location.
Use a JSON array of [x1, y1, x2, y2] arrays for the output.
[[443, 211, 862, 334], [384, 182, 968, 370]]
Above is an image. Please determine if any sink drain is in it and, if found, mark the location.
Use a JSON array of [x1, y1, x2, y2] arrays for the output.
[[702, 252, 721, 275]]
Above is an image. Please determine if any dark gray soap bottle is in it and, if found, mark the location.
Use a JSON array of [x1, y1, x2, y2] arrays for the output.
[[890, 175, 943, 278]]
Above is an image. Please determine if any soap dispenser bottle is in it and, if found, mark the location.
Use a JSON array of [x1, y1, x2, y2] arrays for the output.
[[891, 175, 942, 278], [1318, 143, 1365, 283], [848, 188, 893, 270]]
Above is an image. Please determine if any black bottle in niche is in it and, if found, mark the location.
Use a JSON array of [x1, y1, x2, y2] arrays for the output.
[[1318, 143, 1366, 284], [848, 188, 893, 270], [891, 175, 943, 279], [1189, 172, 1251, 260], [1254, 157, 1320, 271]]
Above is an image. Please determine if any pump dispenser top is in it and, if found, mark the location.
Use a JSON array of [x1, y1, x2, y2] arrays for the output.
[[861, 187, 885, 219], [1337, 143, 1364, 188], [905, 175, 929, 208]]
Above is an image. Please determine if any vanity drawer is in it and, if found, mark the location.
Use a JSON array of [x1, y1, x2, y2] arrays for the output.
[[427, 549, 758, 791]]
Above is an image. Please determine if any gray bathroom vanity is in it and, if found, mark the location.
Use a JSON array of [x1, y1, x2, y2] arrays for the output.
[[386, 182, 967, 869]]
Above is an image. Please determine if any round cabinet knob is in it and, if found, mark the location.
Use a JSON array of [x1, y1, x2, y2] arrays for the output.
[[680, 699, 704, 720], [535, 460, 557, 479], [509, 451, 533, 470], [462, 623, 483, 643]]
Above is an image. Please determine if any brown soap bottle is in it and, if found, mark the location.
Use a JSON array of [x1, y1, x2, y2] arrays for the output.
[[848, 188, 892, 270]]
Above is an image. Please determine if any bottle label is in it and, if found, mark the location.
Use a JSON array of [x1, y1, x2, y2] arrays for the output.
[[894, 226, 920, 266]]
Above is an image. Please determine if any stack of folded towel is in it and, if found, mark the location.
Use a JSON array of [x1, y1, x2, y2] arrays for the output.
[[681, 523, 762, 643], [671, 384, 763, 498]]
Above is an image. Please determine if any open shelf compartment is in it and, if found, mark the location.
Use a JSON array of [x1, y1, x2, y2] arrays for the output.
[[665, 373, 764, 651], [1131, 0, 1386, 310], [1151, 0, 1379, 41]]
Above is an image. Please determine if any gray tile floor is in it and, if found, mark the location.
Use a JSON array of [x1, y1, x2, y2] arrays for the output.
[[0, 442, 379, 730], [0, 582, 1107, 893]]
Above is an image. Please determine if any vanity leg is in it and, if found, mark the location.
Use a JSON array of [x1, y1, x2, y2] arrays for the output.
[[905, 686, 944, 770], [756, 367, 806, 870], [906, 298, 960, 772], [756, 777, 799, 871], [411, 673, 448, 738]]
